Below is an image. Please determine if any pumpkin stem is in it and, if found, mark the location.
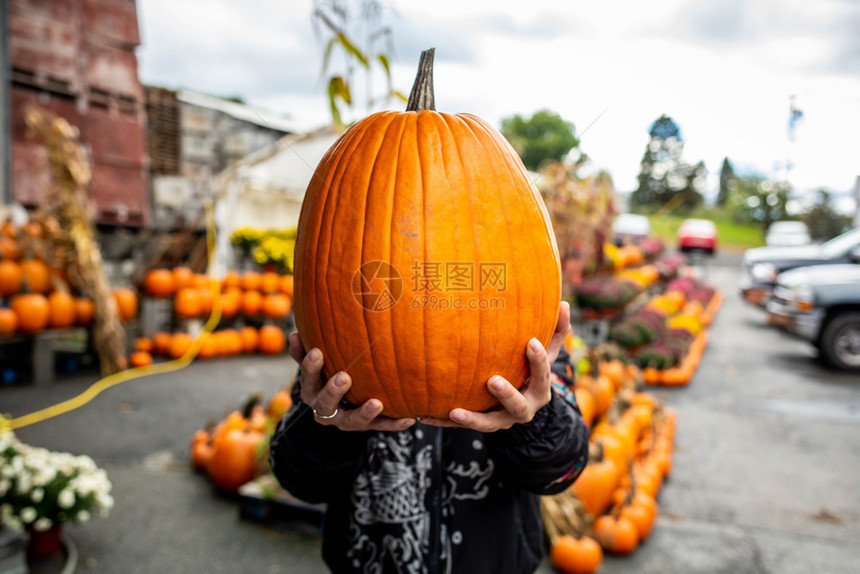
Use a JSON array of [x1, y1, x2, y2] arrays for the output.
[[241, 392, 263, 420], [406, 48, 436, 112]]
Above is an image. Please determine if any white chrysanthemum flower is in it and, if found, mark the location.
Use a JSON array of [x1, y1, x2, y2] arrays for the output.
[[31, 488, 44, 503], [77, 510, 91, 522], [16, 473, 31, 495], [58, 488, 75, 509], [0, 479, 9, 496], [20, 507, 37, 524], [33, 517, 53, 531]]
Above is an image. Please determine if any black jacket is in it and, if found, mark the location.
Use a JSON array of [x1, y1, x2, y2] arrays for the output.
[[269, 350, 589, 574]]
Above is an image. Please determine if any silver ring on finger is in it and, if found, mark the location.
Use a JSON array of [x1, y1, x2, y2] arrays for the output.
[[313, 407, 338, 420]]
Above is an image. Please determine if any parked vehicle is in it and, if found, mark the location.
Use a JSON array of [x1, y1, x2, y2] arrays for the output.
[[677, 218, 718, 254], [766, 264, 860, 372], [740, 226, 860, 307], [612, 213, 651, 245], [765, 221, 811, 247]]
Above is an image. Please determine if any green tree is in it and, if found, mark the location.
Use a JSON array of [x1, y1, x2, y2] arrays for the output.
[[803, 189, 852, 241], [631, 114, 704, 213], [717, 157, 736, 207], [726, 173, 790, 228], [500, 110, 580, 172]]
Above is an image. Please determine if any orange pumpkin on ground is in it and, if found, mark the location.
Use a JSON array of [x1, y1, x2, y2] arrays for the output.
[[152, 332, 172, 356], [191, 429, 214, 470], [129, 351, 153, 368], [260, 272, 280, 294], [267, 387, 294, 419], [279, 274, 294, 297], [293, 50, 561, 419], [593, 514, 639, 555], [169, 333, 193, 359], [241, 271, 262, 292], [550, 535, 603, 574], [222, 271, 241, 290], [570, 460, 621, 517], [135, 337, 153, 352]]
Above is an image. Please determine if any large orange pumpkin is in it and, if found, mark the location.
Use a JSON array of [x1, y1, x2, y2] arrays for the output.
[[293, 50, 561, 419]]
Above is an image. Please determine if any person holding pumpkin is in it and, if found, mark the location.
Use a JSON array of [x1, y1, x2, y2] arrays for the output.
[[269, 301, 590, 574]]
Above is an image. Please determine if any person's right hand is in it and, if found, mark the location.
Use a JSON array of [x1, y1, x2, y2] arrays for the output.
[[289, 332, 416, 432]]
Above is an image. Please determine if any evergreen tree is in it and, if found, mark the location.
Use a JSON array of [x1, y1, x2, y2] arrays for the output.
[[717, 157, 735, 207], [631, 114, 704, 213]]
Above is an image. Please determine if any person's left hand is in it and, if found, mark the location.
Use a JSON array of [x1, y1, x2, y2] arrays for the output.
[[421, 301, 571, 432]]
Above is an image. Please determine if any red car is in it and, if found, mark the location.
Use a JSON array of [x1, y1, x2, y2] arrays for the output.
[[677, 218, 718, 254]]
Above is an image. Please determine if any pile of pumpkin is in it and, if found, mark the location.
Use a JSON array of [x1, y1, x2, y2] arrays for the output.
[[544, 356, 677, 573], [127, 323, 287, 368], [190, 387, 293, 493], [143, 267, 294, 323], [124, 267, 295, 368], [0, 220, 139, 336]]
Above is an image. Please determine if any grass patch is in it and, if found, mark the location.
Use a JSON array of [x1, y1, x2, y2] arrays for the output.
[[646, 211, 766, 253]]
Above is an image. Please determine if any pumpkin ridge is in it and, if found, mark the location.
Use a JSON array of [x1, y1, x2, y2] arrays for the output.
[[474, 116, 556, 381], [414, 112, 431, 416], [306, 118, 377, 378], [462, 116, 527, 396], [326, 118, 389, 384], [438, 112, 481, 411], [444, 114, 501, 410], [359, 113, 409, 415]]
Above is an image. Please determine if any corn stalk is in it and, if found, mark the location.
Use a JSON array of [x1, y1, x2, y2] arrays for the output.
[[25, 106, 128, 375]]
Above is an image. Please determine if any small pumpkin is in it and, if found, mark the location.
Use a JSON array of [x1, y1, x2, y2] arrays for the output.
[[0, 236, 21, 261], [174, 287, 201, 319], [0, 256, 22, 296], [0, 307, 18, 335], [570, 460, 621, 517], [20, 257, 51, 294], [172, 266, 194, 290], [267, 386, 294, 419], [74, 297, 95, 327], [135, 337, 153, 352], [239, 326, 259, 353], [258, 325, 285, 355], [152, 332, 173, 356], [191, 428, 214, 470], [593, 514, 639, 555], [262, 293, 292, 319], [241, 271, 262, 292], [144, 269, 177, 298], [279, 274, 294, 297], [113, 288, 138, 321], [241, 290, 263, 316], [222, 270, 241, 290], [550, 535, 603, 574], [47, 291, 76, 328], [169, 332, 193, 359], [11, 291, 50, 334], [129, 351, 153, 368], [260, 272, 280, 294]]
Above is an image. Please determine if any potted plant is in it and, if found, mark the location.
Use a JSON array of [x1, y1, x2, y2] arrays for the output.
[[0, 429, 114, 557]]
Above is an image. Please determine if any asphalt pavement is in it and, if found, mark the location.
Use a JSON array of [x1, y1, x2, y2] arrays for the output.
[[3, 250, 859, 573]]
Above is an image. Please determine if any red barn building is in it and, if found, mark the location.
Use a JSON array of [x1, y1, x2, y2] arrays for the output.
[[7, 0, 148, 227]]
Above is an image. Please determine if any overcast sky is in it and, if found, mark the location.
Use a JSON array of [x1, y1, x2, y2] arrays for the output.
[[137, 0, 860, 206]]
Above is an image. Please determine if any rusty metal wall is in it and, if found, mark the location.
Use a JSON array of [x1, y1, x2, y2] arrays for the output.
[[8, 0, 149, 227]]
